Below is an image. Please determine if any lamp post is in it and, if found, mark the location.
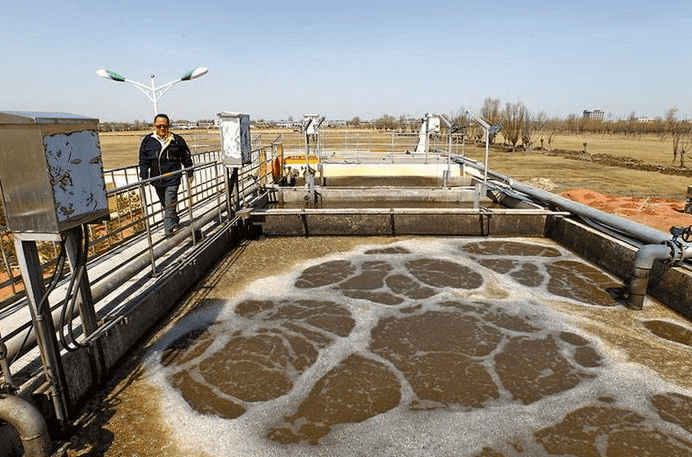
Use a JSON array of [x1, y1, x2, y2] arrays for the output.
[[466, 110, 502, 186], [96, 67, 208, 116]]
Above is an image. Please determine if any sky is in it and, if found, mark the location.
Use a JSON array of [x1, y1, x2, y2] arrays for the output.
[[2, 0, 691, 123]]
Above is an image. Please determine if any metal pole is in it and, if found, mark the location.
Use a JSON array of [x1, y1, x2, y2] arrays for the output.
[[231, 167, 240, 212], [63, 227, 99, 338], [185, 176, 197, 243], [138, 183, 159, 277], [447, 130, 452, 174], [64, 226, 106, 383], [151, 74, 158, 116], [13, 237, 70, 424], [484, 130, 490, 186]]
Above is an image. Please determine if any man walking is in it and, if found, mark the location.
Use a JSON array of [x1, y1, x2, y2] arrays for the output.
[[139, 113, 194, 237]]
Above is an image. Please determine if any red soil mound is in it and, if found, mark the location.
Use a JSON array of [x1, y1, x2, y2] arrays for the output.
[[560, 189, 692, 233]]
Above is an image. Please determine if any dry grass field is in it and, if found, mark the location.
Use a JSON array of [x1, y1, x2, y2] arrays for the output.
[[99, 129, 220, 169], [100, 127, 692, 232], [99, 128, 690, 200]]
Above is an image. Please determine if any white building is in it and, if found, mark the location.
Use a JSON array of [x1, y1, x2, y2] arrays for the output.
[[583, 109, 605, 121]]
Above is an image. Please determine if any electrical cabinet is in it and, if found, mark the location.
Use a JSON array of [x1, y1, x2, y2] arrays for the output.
[[218, 112, 251, 166], [0, 111, 108, 240]]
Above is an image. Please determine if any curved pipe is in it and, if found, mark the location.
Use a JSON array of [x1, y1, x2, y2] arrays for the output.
[[628, 244, 674, 310], [628, 243, 692, 309], [634, 244, 674, 270], [0, 394, 51, 457]]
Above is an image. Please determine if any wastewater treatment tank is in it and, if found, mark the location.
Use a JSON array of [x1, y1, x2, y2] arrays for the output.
[[34, 149, 692, 457], [65, 232, 692, 457]]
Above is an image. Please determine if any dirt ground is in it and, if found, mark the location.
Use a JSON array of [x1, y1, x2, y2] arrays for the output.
[[560, 188, 692, 233], [459, 144, 692, 234]]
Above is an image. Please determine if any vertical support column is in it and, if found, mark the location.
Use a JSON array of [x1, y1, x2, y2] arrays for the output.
[[13, 237, 70, 424], [232, 167, 240, 212], [63, 227, 98, 337], [63, 226, 106, 383], [226, 166, 240, 221]]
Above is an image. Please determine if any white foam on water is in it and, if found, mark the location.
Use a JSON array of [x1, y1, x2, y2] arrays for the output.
[[143, 237, 692, 456]]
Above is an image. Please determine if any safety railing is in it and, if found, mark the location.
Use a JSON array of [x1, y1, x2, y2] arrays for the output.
[[0, 129, 462, 309], [252, 129, 466, 156], [0, 140, 283, 366]]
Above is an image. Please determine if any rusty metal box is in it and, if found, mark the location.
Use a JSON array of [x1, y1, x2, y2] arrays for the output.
[[218, 111, 251, 166], [0, 111, 108, 240]]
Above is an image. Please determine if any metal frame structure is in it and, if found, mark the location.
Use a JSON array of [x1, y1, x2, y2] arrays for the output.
[[465, 110, 502, 186]]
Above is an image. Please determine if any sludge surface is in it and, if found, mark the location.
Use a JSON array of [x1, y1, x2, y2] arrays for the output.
[[145, 238, 692, 456]]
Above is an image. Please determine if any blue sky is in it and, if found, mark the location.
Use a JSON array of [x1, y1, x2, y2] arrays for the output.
[[3, 0, 691, 122]]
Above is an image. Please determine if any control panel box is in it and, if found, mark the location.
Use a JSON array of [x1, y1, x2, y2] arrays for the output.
[[0, 111, 109, 240], [218, 112, 251, 166]]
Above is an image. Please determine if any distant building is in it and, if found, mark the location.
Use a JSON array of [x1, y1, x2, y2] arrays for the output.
[[583, 109, 605, 121]]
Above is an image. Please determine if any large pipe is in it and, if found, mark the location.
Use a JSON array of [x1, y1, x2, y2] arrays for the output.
[[500, 178, 692, 309], [452, 154, 671, 243], [628, 244, 676, 310], [452, 154, 690, 244], [508, 180, 674, 245], [503, 178, 692, 309], [505, 175, 692, 309], [628, 242, 692, 309], [450, 155, 692, 308], [0, 394, 51, 457]]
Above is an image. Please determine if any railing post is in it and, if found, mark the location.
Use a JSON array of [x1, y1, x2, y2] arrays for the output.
[[138, 183, 158, 277], [184, 172, 197, 243], [214, 163, 224, 223]]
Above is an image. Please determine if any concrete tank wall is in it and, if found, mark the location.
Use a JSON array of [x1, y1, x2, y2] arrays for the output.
[[546, 215, 692, 319]]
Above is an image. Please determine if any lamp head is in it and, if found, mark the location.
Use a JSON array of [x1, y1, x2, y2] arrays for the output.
[[96, 69, 126, 82], [181, 67, 209, 81]]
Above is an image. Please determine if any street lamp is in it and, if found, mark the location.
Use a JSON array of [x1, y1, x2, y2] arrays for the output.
[[96, 67, 209, 116], [466, 110, 502, 186]]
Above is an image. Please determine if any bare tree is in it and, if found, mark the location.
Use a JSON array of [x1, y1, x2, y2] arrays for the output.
[[480, 98, 501, 125], [521, 110, 546, 151], [667, 114, 692, 167], [501, 102, 526, 151], [677, 132, 692, 168], [663, 107, 683, 164]]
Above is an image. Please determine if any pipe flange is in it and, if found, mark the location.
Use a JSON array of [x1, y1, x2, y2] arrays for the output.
[[662, 240, 685, 266]]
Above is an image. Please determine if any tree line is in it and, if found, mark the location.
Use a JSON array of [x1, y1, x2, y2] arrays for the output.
[[360, 100, 692, 166]]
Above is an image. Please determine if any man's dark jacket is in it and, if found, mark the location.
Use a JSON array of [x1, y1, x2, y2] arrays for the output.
[[139, 133, 193, 188]]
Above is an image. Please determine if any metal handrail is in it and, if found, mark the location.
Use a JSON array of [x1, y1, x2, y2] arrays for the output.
[[0, 142, 281, 367]]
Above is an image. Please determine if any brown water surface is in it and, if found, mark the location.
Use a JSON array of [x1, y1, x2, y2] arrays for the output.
[[59, 237, 692, 457]]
